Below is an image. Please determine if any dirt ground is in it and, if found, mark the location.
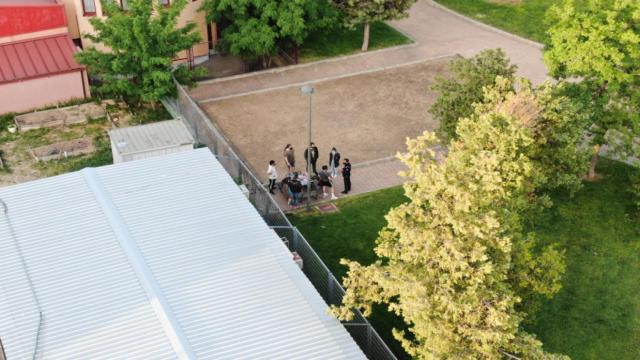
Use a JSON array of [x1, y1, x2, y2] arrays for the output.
[[199, 58, 450, 181]]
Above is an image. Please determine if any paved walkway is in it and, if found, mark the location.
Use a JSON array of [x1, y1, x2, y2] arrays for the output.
[[189, 0, 547, 102], [273, 157, 407, 212]]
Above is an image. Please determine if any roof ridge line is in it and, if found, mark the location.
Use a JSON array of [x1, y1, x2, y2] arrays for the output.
[[81, 168, 197, 360]]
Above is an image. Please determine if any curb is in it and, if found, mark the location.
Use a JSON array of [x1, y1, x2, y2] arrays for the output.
[[427, 0, 544, 50], [197, 41, 418, 86], [199, 54, 457, 103]]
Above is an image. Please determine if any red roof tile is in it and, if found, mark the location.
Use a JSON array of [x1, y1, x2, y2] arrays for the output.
[[0, 34, 83, 84]]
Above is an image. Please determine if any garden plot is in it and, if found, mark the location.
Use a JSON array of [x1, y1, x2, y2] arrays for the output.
[[30, 138, 95, 162], [14, 102, 106, 131]]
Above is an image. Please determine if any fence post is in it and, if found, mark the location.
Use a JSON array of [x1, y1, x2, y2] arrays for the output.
[[327, 273, 335, 305], [367, 325, 373, 358]]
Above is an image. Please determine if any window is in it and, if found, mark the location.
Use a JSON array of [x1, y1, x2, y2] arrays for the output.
[[82, 0, 96, 16]]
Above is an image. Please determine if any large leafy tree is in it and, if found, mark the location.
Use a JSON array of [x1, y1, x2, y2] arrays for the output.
[[201, 0, 334, 67], [545, 0, 640, 179], [333, 0, 416, 51], [430, 49, 517, 143], [333, 78, 584, 359], [76, 0, 203, 108]]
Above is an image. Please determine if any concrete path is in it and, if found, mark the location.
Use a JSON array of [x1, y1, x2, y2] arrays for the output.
[[189, 0, 547, 102]]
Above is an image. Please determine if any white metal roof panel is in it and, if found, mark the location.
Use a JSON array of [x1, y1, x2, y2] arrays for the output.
[[0, 148, 366, 359], [108, 119, 195, 155]]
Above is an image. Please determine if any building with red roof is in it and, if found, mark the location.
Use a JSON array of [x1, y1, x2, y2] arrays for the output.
[[0, 0, 89, 113]]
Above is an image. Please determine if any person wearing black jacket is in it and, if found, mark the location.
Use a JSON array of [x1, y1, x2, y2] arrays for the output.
[[341, 158, 352, 194], [304, 142, 319, 175], [329, 147, 340, 178]]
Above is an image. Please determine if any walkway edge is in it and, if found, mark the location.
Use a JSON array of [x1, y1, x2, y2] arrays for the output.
[[427, 0, 544, 50], [199, 54, 458, 103], [197, 42, 418, 86]]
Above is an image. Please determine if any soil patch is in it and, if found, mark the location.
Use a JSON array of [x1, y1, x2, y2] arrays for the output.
[[199, 58, 450, 181], [15, 103, 106, 131], [30, 138, 95, 162]]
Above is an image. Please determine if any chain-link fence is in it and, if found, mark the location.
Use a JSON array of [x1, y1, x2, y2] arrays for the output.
[[166, 82, 398, 360]]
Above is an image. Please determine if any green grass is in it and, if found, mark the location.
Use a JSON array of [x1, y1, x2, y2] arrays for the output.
[[299, 22, 412, 63], [434, 0, 587, 43], [289, 186, 411, 359], [525, 158, 640, 360], [289, 159, 640, 360]]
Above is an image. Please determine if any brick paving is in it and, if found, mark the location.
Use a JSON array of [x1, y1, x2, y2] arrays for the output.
[[272, 157, 407, 212], [190, 0, 547, 103]]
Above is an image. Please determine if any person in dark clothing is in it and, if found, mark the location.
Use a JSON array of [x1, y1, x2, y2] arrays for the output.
[[341, 158, 351, 194], [329, 147, 340, 178], [288, 173, 303, 207], [304, 142, 319, 175]]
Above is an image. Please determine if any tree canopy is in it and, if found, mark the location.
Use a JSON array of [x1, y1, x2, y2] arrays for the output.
[[544, 0, 640, 178], [333, 0, 416, 51], [201, 0, 334, 64], [430, 49, 517, 143], [333, 77, 587, 359], [76, 0, 203, 108]]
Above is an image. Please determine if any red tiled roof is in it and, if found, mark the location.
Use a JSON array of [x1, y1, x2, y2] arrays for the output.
[[0, 34, 83, 84]]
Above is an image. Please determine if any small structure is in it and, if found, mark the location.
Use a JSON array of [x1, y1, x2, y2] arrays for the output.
[[108, 119, 195, 163], [0, 149, 366, 359]]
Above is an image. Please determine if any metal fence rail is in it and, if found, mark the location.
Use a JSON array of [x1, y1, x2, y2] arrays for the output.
[[168, 81, 398, 360]]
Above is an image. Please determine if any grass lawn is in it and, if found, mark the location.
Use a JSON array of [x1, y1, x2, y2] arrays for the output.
[[434, 0, 588, 43], [289, 158, 640, 360], [299, 22, 412, 63]]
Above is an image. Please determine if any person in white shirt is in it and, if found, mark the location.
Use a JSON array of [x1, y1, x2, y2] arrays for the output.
[[267, 160, 278, 194]]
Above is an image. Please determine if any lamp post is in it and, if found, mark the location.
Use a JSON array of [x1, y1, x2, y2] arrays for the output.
[[301, 85, 314, 212]]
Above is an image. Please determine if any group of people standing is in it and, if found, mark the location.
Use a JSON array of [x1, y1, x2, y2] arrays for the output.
[[267, 143, 352, 207]]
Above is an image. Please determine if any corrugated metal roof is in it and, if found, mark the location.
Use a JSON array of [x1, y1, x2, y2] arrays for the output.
[[108, 120, 195, 156], [0, 149, 366, 360], [0, 34, 83, 85]]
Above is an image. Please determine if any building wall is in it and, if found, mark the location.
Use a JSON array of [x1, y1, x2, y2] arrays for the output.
[[0, 71, 88, 114], [0, 2, 67, 37], [59, 0, 81, 39], [69, 0, 212, 59]]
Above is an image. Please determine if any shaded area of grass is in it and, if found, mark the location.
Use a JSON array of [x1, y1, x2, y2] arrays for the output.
[[525, 158, 640, 360], [289, 186, 411, 359], [290, 159, 640, 359], [299, 22, 412, 63], [434, 0, 587, 43]]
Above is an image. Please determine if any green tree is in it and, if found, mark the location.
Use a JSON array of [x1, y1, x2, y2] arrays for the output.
[[76, 0, 203, 109], [429, 49, 517, 143], [333, 78, 575, 360], [201, 0, 334, 67], [545, 0, 640, 179], [333, 0, 416, 51]]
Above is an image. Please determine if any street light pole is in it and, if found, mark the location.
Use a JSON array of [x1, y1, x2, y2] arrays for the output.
[[301, 85, 314, 212]]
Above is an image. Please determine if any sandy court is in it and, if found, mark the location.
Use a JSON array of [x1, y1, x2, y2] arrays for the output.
[[198, 58, 450, 181]]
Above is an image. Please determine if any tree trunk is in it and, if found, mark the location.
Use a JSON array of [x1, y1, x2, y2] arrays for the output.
[[361, 22, 370, 52], [588, 144, 601, 180]]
